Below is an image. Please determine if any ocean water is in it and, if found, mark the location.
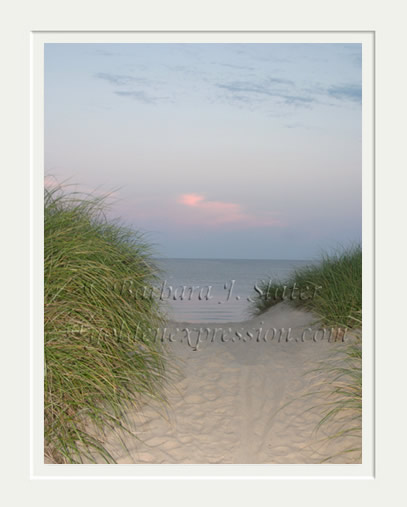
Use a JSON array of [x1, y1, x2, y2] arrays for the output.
[[155, 258, 315, 323]]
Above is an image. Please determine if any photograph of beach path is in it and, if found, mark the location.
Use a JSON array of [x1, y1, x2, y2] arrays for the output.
[[44, 42, 362, 464]]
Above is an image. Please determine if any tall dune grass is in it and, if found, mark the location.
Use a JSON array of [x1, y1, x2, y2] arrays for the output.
[[252, 245, 362, 329], [308, 337, 362, 463], [44, 187, 168, 463]]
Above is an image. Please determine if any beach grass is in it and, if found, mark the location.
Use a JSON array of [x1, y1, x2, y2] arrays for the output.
[[252, 244, 362, 329], [44, 186, 168, 463], [307, 336, 362, 463]]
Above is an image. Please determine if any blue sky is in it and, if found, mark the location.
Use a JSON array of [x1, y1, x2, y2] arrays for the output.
[[45, 43, 361, 259]]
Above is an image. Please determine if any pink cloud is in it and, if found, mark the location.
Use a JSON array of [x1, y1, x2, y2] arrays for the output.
[[177, 193, 281, 228], [178, 193, 205, 207]]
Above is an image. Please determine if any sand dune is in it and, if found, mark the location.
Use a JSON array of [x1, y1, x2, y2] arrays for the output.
[[90, 302, 360, 464]]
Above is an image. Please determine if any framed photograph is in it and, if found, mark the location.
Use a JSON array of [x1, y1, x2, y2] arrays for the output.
[[33, 30, 373, 478], [2, 0, 405, 505]]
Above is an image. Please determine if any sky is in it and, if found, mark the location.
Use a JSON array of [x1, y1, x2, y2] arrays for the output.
[[45, 43, 361, 260]]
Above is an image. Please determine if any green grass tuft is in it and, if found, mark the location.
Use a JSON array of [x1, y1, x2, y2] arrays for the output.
[[252, 245, 362, 329], [44, 186, 169, 463]]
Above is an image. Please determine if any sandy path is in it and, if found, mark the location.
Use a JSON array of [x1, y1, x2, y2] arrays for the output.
[[93, 303, 360, 464]]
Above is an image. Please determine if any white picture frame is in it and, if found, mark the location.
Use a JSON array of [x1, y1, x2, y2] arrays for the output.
[[2, 0, 405, 504], [31, 29, 375, 480]]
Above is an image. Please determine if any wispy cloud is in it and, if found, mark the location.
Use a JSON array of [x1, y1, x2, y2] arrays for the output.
[[216, 79, 315, 107], [177, 193, 281, 228], [94, 50, 360, 113], [95, 72, 170, 104], [95, 72, 147, 86], [94, 49, 117, 57], [213, 62, 255, 71], [114, 90, 169, 104], [179, 194, 205, 206], [327, 84, 362, 103]]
